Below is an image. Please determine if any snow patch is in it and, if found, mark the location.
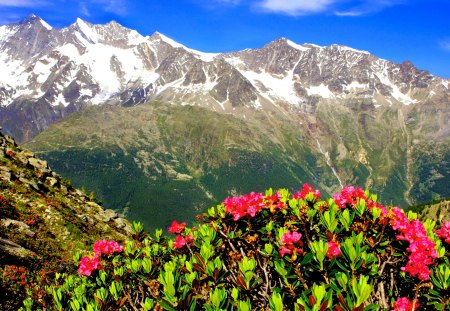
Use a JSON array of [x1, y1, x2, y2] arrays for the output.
[[332, 44, 370, 55], [0, 25, 16, 41], [39, 18, 52, 31], [33, 58, 57, 83], [344, 81, 369, 91], [54, 93, 69, 107], [155, 33, 218, 62], [286, 39, 310, 51], [76, 18, 99, 43], [306, 84, 335, 99], [57, 43, 80, 59]]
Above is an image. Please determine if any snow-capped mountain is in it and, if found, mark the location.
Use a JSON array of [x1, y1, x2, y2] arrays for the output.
[[1, 15, 449, 142]]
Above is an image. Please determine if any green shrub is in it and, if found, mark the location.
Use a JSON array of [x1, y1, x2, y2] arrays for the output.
[[21, 184, 449, 310]]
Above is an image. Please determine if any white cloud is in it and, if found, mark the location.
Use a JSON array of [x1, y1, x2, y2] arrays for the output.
[[440, 40, 450, 52], [255, 0, 337, 15], [92, 0, 127, 15], [80, 2, 91, 16], [201, 0, 406, 17], [0, 0, 47, 7], [335, 0, 406, 16]]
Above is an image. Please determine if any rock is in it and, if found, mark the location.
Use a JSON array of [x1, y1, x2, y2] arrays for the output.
[[78, 214, 96, 226], [0, 166, 12, 182], [45, 177, 59, 187], [98, 209, 119, 222], [27, 157, 49, 171], [19, 177, 40, 192], [0, 237, 35, 259], [1, 218, 35, 237]]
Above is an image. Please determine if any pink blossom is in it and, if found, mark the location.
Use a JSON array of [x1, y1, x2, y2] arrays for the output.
[[327, 241, 341, 259], [279, 231, 303, 258], [391, 297, 419, 311], [264, 191, 286, 211], [436, 221, 450, 244], [224, 192, 265, 221], [279, 246, 292, 257], [293, 183, 321, 202], [93, 240, 124, 256], [333, 186, 366, 208], [78, 255, 102, 276], [389, 211, 437, 280], [168, 220, 186, 234], [173, 234, 193, 249], [281, 231, 302, 244]]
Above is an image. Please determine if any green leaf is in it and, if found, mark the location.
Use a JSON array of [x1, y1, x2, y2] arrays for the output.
[[269, 290, 283, 311]]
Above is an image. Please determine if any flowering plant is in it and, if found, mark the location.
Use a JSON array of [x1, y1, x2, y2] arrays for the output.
[[21, 185, 449, 311]]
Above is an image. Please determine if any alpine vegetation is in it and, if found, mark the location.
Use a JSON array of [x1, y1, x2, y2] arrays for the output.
[[20, 184, 449, 310]]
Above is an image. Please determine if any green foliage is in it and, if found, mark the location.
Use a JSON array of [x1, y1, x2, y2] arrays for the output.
[[19, 187, 450, 310]]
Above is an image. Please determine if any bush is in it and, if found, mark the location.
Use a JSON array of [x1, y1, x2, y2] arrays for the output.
[[21, 184, 449, 310]]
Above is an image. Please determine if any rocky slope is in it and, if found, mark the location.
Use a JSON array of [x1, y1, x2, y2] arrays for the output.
[[0, 129, 131, 309]]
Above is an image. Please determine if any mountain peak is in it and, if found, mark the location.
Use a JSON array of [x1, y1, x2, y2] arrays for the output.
[[19, 14, 52, 30]]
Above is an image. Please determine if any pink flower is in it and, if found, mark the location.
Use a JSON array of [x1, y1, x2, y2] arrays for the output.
[[391, 297, 419, 311], [279, 246, 292, 257], [173, 234, 194, 249], [333, 186, 366, 208], [93, 240, 124, 256], [327, 241, 341, 259], [279, 231, 303, 258], [264, 191, 286, 211], [436, 221, 450, 244], [281, 231, 302, 244], [389, 210, 437, 281], [168, 220, 186, 234], [293, 183, 321, 201], [78, 255, 102, 276], [224, 192, 265, 221]]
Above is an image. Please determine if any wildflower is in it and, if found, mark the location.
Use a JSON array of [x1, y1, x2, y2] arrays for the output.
[[391, 297, 419, 311], [436, 221, 450, 244], [389, 210, 437, 280], [327, 241, 341, 259], [168, 220, 186, 233], [173, 235, 193, 249], [78, 255, 102, 276], [293, 183, 321, 201], [224, 192, 264, 221], [93, 240, 124, 256], [333, 186, 366, 208], [279, 231, 303, 258]]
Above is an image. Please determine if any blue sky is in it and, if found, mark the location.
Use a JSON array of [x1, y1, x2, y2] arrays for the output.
[[0, 0, 449, 78]]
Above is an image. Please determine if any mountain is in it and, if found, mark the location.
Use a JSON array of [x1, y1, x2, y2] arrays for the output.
[[0, 129, 131, 309], [1, 16, 449, 229]]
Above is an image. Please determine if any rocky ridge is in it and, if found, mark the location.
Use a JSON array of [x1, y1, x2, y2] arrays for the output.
[[0, 15, 449, 143], [0, 128, 131, 265]]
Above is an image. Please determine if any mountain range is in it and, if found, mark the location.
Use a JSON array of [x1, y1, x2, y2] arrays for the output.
[[0, 15, 449, 230]]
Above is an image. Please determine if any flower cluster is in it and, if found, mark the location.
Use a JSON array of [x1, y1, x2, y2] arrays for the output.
[[391, 297, 419, 311], [168, 220, 193, 249], [293, 183, 321, 202], [93, 240, 124, 255], [333, 186, 366, 208], [3, 265, 27, 286], [436, 221, 450, 244], [78, 256, 102, 277], [168, 220, 186, 234], [78, 240, 124, 276], [224, 192, 265, 221], [390, 208, 437, 280], [279, 231, 303, 258], [264, 191, 286, 212], [174, 234, 194, 249], [327, 241, 341, 259]]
